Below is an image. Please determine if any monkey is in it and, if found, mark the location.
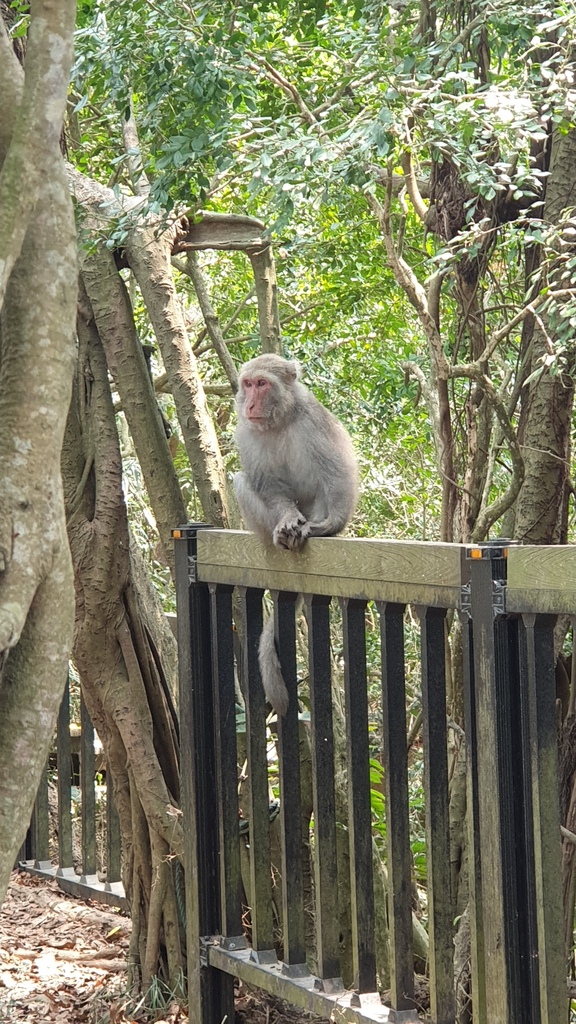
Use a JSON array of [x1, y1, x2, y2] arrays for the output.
[[234, 354, 359, 714]]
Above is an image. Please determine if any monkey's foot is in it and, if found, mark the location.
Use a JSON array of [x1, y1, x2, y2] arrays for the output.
[[273, 513, 310, 551]]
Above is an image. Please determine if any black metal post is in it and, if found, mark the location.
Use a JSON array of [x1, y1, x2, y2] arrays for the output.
[[378, 602, 415, 1011], [31, 768, 50, 870], [175, 524, 234, 1024], [306, 593, 342, 990], [56, 677, 73, 871], [418, 605, 454, 1024], [467, 544, 526, 1024], [519, 613, 566, 1024], [340, 596, 376, 995], [273, 589, 307, 976], [105, 767, 122, 889], [460, 602, 486, 1023], [237, 585, 276, 962], [80, 693, 97, 882], [209, 582, 246, 950]]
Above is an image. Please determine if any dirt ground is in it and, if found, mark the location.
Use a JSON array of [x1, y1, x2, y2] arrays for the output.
[[0, 872, 327, 1024]]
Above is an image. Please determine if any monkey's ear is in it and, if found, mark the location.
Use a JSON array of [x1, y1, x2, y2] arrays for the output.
[[287, 360, 301, 381]]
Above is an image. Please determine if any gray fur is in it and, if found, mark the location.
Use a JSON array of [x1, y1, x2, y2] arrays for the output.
[[234, 355, 359, 713], [258, 616, 289, 716]]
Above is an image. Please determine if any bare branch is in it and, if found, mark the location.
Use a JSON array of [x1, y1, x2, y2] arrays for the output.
[[449, 373, 526, 542], [185, 252, 239, 391], [121, 106, 151, 198], [401, 149, 428, 223]]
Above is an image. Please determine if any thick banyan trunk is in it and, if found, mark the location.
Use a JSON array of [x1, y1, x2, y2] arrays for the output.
[[514, 121, 576, 966], [514, 125, 576, 545], [0, 0, 77, 901], [62, 304, 184, 990]]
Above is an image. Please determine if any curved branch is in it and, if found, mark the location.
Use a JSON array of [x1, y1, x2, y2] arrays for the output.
[[185, 252, 240, 389], [401, 150, 428, 223], [450, 372, 525, 542]]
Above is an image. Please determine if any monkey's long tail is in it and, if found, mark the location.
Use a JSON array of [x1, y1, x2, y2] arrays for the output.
[[258, 616, 289, 716]]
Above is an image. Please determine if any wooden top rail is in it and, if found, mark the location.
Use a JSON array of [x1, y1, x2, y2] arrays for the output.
[[507, 545, 576, 614], [197, 530, 465, 608]]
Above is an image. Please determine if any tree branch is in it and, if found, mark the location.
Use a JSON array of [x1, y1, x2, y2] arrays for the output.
[[185, 252, 239, 390], [448, 370, 525, 542]]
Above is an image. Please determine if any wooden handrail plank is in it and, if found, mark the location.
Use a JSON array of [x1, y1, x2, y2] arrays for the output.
[[507, 546, 576, 613], [197, 531, 463, 607]]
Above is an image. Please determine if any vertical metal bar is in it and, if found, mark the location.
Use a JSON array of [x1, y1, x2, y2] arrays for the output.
[[237, 586, 276, 961], [514, 615, 540, 1021], [56, 677, 73, 870], [378, 602, 414, 1010], [274, 589, 307, 975], [32, 768, 50, 869], [175, 524, 234, 1024], [17, 835, 30, 865], [80, 693, 97, 880], [520, 613, 566, 1024], [105, 767, 122, 885], [460, 608, 486, 1022], [305, 593, 342, 989], [418, 605, 454, 1024], [210, 582, 246, 948], [468, 552, 523, 1024], [340, 597, 376, 994]]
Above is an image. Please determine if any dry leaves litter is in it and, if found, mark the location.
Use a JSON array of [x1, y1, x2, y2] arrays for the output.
[[0, 872, 328, 1024], [0, 871, 134, 1023]]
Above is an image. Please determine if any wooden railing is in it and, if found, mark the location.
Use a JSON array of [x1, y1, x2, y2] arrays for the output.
[[175, 527, 568, 1024], [20, 680, 125, 909]]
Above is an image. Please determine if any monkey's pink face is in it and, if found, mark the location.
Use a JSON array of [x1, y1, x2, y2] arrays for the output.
[[241, 376, 272, 424]]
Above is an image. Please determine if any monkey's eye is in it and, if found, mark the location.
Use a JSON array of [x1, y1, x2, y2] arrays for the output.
[[256, 379, 267, 387]]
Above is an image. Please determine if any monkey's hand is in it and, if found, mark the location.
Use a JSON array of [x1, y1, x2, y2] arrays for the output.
[[273, 511, 310, 551]]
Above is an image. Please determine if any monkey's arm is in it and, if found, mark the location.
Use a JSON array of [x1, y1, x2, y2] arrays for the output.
[[234, 472, 309, 549]]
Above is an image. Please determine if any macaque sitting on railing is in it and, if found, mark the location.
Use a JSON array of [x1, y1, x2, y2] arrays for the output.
[[234, 354, 359, 714]]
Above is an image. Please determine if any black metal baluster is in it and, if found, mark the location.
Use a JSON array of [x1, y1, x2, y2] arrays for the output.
[[175, 524, 234, 1024], [80, 693, 97, 882], [419, 605, 454, 1024], [519, 613, 566, 1024], [305, 593, 342, 990], [56, 677, 73, 873], [210, 582, 246, 950], [341, 597, 376, 994], [378, 601, 415, 1011], [460, 605, 486, 1022], [468, 548, 523, 1024], [274, 589, 307, 975], [237, 585, 276, 962], [105, 766, 122, 889]]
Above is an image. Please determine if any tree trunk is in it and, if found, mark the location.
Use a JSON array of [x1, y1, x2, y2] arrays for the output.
[[62, 307, 184, 989], [514, 125, 576, 544], [0, 0, 77, 904], [78, 254, 188, 572], [125, 222, 233, 527]]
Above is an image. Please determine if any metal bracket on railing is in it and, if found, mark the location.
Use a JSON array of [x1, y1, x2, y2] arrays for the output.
[[188, 553, 198, 584], [460, 578, 507, 618], [492, 579, 507, 618], [199, 935, 216, 967], [460, 581, 472, 619], [457, 577, 502, 614]]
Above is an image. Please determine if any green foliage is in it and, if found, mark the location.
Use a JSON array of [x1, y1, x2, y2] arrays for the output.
[[67, 0, 576, 550]]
